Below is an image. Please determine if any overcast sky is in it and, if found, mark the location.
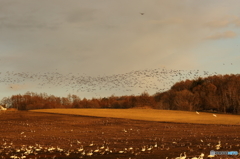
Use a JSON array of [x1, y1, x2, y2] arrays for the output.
[[0, 0, 240, 99]]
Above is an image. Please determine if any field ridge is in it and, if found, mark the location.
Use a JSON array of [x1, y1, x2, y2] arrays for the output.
[[31, 109, 240, 125]]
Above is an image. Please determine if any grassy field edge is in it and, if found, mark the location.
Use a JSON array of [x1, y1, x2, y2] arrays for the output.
[[30, 109, 240, 125]]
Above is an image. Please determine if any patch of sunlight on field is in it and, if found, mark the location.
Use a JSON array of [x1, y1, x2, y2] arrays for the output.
[[30, 109, 240, 125]]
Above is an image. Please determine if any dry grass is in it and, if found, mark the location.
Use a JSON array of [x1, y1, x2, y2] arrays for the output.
[[31, 109, 240, 125], [7, 108, 18, 111]]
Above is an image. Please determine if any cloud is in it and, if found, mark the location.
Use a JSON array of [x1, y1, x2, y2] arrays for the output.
[[205, 19, 231, 28], [232, 17, 240, 27], [0, 0, 211, 76], [0, 0, 239, 76], [65, 8, 97, 23], [205, 31, 237, 40], [205, 16, 240, 28]]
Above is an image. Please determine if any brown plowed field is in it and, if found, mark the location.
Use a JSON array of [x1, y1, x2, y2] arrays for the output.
[[0, 111, 240, 159]]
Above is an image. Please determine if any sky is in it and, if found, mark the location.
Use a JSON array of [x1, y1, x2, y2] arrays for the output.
[[0, 0, 240, 100]]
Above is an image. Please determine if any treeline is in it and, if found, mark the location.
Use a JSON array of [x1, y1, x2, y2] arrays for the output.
[[155, 74, 240, 114], [1, 74, 240, 114], [0, 92, 155, 110]]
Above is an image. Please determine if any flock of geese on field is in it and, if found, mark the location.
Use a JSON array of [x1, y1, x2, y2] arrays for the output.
[[0, 68, 218, 96], [2, 135, 240, 159], [0, 139, 236, 159], [1, 111, 240, 159]]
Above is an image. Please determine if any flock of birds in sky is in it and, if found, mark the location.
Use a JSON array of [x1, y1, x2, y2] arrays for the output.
[[0, 68, 219, 97]]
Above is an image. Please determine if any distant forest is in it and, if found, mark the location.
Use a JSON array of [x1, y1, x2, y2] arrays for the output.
[[1, 74, 240, 114]]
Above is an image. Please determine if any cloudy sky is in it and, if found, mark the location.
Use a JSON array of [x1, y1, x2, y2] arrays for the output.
[[0, 0, 240, 99]]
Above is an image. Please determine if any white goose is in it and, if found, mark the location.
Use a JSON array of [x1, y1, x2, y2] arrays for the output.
[[175, 153, 182, 159], [100, 144, 105, 150], [86, 150, 93, 156], [94, 147, 99, 153], [78, 145, 84, 152], [215, 141, 221, 150], [181, 152, 187, 159], [199, 153, 204, 159], [141, 146, 146, 152], [207, 154, 215, 158], [176, 152, 186, 159], [89, 141, 94, 147]]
